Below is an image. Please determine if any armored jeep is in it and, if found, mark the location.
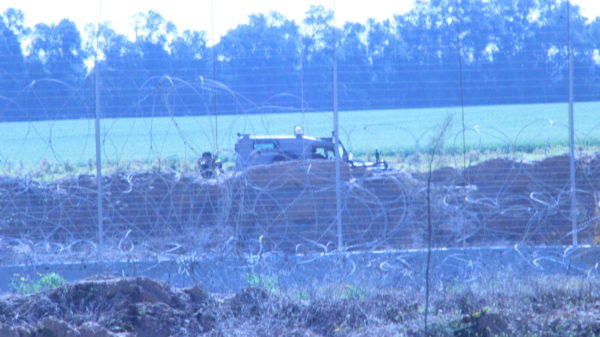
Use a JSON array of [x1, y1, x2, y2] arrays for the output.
[[234, 127, 388, 171]]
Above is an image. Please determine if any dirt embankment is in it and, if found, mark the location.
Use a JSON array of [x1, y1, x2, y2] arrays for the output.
[[2, 275, 600, 337], [1, 154, 600, 252], [0, 276, 420, 337]]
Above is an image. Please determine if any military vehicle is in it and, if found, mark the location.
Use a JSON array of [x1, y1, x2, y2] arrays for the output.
[[234, 126, 388, 171]]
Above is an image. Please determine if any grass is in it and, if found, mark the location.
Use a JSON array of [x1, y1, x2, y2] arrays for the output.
[[10, 272, 66, 295], [1, 101, 600, 170], [2, 142, 597, 181]]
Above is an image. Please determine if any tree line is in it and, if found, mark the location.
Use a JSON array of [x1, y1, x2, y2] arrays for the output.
[[0, 0, 599, 121]]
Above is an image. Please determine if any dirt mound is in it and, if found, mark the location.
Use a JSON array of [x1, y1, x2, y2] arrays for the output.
[[243, 160, 354, 187], [1, 153, 600, 257], [2, 275, 600, 337], [0, 171, 224, 240], [0, 276, 415, 337], [463, 157, 533, 195], [457, 154, 597, 244]]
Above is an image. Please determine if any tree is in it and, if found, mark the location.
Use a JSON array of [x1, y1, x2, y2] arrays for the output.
[[24, 19, 87, 119], [337, 22, 371, 109], [84, 22, 147, 118], [0, 9, 27, 104], [134, 10, 176, 77], [2, 0, 600, 121], [300, 5, 338, 110], [215, 12, 302, 113], [168, 30, 210, 115], [366, 18, 410, 108], [28, 19, 86, 83]]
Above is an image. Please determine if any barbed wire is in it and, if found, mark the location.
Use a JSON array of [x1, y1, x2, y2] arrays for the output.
[[0, 47, 600, 311], [1, 146, 599, 264]]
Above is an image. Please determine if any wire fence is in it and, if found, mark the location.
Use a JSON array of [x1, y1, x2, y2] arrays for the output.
[[1, 0, 600, 298], [4, 89, 599, 261], [6, 2, 600, 336]]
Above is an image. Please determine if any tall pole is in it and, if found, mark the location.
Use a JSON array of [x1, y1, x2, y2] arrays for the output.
[[210, 0, 218, 154], [95, 69, 104, 259], [567, 0, 577, 245], [94, 3, 104, 259], [455, 0, 467, 247], [332, 0, 343, 250]]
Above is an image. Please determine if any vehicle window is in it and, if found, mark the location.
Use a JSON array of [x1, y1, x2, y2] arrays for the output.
[[254, 142, 276, 150], [313, 147, 335, 160]]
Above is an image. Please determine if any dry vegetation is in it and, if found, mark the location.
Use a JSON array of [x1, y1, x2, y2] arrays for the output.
[[2, 152, 600, 336], [1, 273, 599, 337]]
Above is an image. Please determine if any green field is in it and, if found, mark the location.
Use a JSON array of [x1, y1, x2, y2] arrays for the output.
[[1, 101, 599, 171]]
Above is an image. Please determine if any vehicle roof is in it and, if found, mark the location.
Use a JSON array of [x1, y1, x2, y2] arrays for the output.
[[240, 135, 325, 141]]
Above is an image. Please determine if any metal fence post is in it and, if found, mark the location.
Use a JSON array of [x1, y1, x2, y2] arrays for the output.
[[567, 0, 578, 246], [94, 67, 104, 259], [332, 1, 343, 251]]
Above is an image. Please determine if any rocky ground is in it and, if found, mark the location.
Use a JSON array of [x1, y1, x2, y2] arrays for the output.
[[1, 274, 599, 337]]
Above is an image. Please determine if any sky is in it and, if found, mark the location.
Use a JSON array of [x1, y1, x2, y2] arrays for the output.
[[1, 0, 599, 42]]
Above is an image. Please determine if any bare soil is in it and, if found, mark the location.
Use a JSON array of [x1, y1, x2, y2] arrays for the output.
[[1, 275, 599, 337]]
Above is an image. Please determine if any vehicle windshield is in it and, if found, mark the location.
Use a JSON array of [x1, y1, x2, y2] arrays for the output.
[[312, 146, 335, 160], [312, 143, 348, 160]]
